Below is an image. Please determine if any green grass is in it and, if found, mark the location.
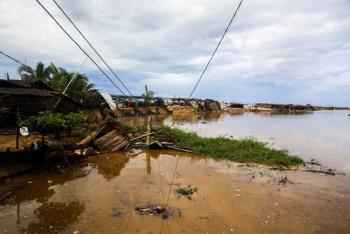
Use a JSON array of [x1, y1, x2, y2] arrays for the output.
[[154, 125, 303, 166]]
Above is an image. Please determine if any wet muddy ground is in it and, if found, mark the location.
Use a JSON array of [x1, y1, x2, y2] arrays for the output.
[[1, 150, 349, 233]]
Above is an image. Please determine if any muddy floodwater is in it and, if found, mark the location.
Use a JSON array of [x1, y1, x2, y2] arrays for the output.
[[121, 110, 350, 172], [1, 150, 350, 233], [1, 110, 350, 233]]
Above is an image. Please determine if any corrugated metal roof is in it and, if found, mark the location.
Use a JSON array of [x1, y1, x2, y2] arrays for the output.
[[0, 87, 53, 96]]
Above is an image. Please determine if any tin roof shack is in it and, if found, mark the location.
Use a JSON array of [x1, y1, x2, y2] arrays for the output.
[[0, 79, 81, 127], [7, 79, 53, 91], [228, 102, 244, 108]]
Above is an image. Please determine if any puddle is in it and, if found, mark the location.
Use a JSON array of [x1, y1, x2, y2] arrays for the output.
[[0, 150, 349, 233]]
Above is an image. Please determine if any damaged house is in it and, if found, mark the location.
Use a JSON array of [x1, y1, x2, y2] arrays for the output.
[[0, 79, 81, 126]]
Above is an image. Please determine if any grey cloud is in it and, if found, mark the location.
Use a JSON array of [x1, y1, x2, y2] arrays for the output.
[[0, 0, 349, 105]]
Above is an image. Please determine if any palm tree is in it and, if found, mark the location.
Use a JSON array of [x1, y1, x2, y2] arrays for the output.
[[18, 62, 52, 83], [17, 62, 95, 104], [141, 85, 155, 107], [49, 64, 95, 104]]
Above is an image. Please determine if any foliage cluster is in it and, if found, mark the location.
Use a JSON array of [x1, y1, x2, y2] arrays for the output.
[[141, 85, 155, 106], [18, 62, 96, 105], [119, 124, 147, 136], [19, 111, 85, 139]]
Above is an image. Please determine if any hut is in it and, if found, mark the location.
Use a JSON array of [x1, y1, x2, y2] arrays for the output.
[[0, 79, 81, 126]]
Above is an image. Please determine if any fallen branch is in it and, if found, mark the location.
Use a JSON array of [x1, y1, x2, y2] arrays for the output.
[[301, 168, 337, 175], [165, 145, 199, 154]]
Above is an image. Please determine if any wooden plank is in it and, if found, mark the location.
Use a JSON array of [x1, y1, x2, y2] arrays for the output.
[[96, 130, 117, 143], [106, 135, 123, 150], [77, 126, 104, 145], [104, 134, 122, 147], [111, 139, 129, 151], [130, 132, 154, 142]]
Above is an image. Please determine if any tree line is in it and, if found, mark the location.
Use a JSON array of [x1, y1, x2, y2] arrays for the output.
[[17, 62, 155, 106], [18, 62, 95, 104]]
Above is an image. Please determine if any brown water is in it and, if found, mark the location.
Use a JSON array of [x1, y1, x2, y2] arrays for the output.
[[120, 110, 350, 172], [1, 111, 350, 233], [0, 150, 349, 233]]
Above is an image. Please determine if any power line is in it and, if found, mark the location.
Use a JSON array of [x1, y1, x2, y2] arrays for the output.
[[161, 2, 245, 231], [35, 0, 127, 96], [169, 0, 244, 127], [0, 50, 27, 67], [52, 0, 134, 96], [189, 0, 244, 98]]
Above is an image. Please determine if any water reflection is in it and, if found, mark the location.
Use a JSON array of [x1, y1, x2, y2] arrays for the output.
[[21, 201, 85, 234], [146, 153, 151, 175], [0, 149, 349, 233], [168, 111, 350, 171], [88, 153, 130, 180]]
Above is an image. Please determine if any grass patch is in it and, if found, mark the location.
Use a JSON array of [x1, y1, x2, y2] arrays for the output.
[[154, 125, 303, 166]]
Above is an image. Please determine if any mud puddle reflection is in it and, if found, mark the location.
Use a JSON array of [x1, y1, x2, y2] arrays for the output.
[[0, 150, 349, 233]]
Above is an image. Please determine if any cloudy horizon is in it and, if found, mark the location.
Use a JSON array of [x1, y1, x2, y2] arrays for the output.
[[1, 0, 349, 106]]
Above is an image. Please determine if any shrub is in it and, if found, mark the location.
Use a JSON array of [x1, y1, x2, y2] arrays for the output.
[[19, 111, 85, 140]]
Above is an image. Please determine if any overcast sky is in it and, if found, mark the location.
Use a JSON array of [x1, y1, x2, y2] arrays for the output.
[[1, 0, 349, 106]]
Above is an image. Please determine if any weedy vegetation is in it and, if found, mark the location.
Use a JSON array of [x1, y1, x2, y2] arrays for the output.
[[153, 125, 303, 166]]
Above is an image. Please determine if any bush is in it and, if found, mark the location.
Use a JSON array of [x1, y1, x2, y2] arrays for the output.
[[19, 111, 85, 140]]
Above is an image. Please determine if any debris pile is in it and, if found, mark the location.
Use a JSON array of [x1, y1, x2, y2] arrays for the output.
[[278, 176, 295, 185], [303, 159, 337, 175], [176, 185, 198, 199], [76, 119, 130, 154], [135, 204, 180, 219]]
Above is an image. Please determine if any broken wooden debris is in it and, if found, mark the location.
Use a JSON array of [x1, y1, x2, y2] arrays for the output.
[[303, 161, 338, 175], [135, 204, 181, 219], [94, 129, 129, 152], [306, 158, 322, 166], [278, 176, 295, 185], [129, 132, 154, 142], [77, 125, 105, 146]]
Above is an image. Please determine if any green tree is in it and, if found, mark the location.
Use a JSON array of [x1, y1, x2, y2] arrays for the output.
[[17, 62, 96, 105], [49, 64, 96, 104], [18, 62, 52, 83], [141, 85, 155, 107]]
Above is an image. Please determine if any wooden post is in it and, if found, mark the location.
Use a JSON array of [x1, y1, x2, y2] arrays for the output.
[[15, 108, 19, 149], [16, 125, 19, 149], [146, 115, 152, 147]]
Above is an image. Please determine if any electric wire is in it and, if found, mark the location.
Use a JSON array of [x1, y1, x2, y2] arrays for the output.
[[0, 50, 26, 67], [170, 0, 244, 127], [160, 1, 244, 232], [188, 0, 244, 98], [35, 0, 127, 96], [52, 0, 134, 96]]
